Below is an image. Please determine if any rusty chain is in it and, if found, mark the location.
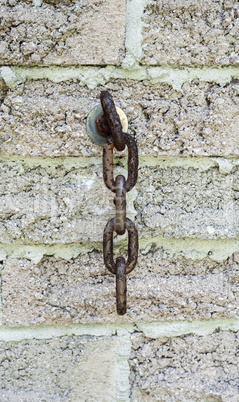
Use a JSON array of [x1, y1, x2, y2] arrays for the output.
[[96, 91, 138, 315]]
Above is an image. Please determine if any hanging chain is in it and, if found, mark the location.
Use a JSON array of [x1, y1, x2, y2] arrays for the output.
[[96, 91, 138, 315]]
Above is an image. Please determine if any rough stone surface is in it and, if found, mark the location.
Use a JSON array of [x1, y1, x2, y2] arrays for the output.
[[0, 0, 125, 65], [0, 335, 117, 401], [0, 159, 135, 244], [1, 0, 238, 396], [137, 163, 239, 240], [142, 0, 239, 65], [130, 330, 239, 401], [2, 159, 239, 243], [0, 79, 238, 157], [2, 251, 239, 325]]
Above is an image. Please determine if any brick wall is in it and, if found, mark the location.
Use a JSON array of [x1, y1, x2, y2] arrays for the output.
[[0, 0, 239, 400]]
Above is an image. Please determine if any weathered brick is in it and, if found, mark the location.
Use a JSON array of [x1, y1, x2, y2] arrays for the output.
[[0, 159, 137, 244], [142, 0, 239, 65], [0, 0, 125, 65], [2, 251, 239, 325], [137, 163, 239, 240], [0, 335, 117, 400], [0, 79, 238, 157], [0, 159, 239, 244], [130, 331, 239, 401]]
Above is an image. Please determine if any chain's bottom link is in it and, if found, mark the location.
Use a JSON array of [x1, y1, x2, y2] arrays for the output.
[[103, 217, 138, 275], [103, 217, 138, 315], [116, 256, 127, 315]]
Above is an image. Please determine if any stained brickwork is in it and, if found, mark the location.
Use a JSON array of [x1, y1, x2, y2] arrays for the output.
[[0, 0, 126, 65], [0, 80, 238, 157], [0, 0, 238, 399], [142, 0, 239, 65], [2, 253, 239, 326], [130, 330, 239, 400]]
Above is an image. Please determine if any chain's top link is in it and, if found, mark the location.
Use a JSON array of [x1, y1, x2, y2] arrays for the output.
[[100, 91, 125, 151]]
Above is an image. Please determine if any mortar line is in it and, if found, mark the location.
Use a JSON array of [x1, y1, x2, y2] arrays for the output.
[[0, 155, 239, 180], [1, 237, 239, 263], [1, 154, 239, 171], [123, 0, 150, 68], [136, 318, 239, 339], [1, 65, 239, 90], [0, 323, 134, 342], [115, 328, 132, 401], [1, 64, 239, 69], [0, 318, 238, 342]]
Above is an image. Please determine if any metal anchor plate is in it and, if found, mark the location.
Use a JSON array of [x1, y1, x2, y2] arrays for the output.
[[86, 104, 128, 146]]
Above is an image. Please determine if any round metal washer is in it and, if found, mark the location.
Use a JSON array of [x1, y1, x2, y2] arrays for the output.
[[86, 104, 128, 146]]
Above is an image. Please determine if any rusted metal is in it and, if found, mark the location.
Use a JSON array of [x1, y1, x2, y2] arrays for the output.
[[124, 133, 138, 192], [103, 134, 138, 193], [96, 108, 129, 139], [124, 218, 138, 274], [116, 256, 127, 315], [103, 218, 138, 275], [114, 175, 126, 235], [103, 137, 115, 191], [96, 113, 110, 137], [95, 90, 138, 315], [99, 91, 125, 151], [103, 218, 116, 275]]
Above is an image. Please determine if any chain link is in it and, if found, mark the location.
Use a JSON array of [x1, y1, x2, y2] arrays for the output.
[[114, 175, 126, 235], [98, 91, 138, 315], [116, 257, 127, 315], [103, 217, 138, 275], [99, 91, 125, 151], [103, 134, 138, 192]]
